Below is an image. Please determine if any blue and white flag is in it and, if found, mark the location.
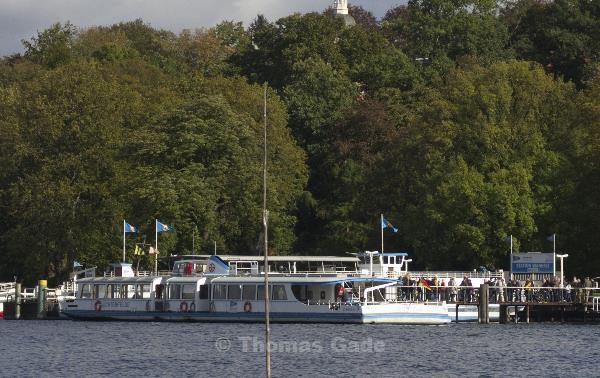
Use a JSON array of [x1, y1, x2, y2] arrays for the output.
[[546, 234, 555, 242], [156, 220, 172, 233], [381, 217, 398, 233], [124, 221, 137, 233]]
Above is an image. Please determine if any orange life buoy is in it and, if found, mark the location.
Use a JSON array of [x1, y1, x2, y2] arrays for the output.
[[94, 300, 102, 312], [180, 301, 188, 312], [244, 301, 252, 313], [208, 263, 215, 273]]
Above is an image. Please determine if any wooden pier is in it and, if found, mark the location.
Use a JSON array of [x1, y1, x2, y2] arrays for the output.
[[474, 284, 600, 324], [498, 302, 600, 324]]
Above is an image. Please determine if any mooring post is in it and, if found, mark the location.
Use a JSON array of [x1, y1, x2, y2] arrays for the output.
[[479, 283, 489, 324], [455, 303, 459, 323], [15, 282, 21, 320], [37, 279, 47, 319]]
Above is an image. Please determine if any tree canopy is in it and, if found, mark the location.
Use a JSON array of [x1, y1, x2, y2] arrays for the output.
[[1, 0, 599, 284]]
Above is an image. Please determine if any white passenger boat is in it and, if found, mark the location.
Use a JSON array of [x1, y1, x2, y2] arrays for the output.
[[63, 256, 450, 324], [0, 282, 16, 318]]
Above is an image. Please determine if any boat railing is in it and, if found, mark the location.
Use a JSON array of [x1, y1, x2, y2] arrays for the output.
[[297, 284, 600, 306], [0, 282, 16, 297], [270, 268, 359, 275], [389, 271, 504, 280], [434, 285, 600, 308]]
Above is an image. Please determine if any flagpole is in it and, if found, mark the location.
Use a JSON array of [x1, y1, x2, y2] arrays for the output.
[[380, 214, 384, 254], [509, 235, 513, 276], [262, 82, 271, 378], [123, 220, 126, 263], [553, 233, 556, 277], [155, 219, 158, 275]]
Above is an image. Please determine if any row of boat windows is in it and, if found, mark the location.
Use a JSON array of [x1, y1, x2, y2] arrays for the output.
[[161, 284, 288, 301], [79, 284, 151, 299], [212, 284, 288, 301], [78, 283, 288, 301]]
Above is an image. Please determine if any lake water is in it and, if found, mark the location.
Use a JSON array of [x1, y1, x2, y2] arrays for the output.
[[1, 320, 598, 377]]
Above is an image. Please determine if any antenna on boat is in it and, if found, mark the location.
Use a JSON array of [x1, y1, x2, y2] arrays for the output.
[[262, 82, 272, 378]]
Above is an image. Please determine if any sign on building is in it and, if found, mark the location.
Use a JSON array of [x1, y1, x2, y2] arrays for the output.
[[511, 252, 554, 274]]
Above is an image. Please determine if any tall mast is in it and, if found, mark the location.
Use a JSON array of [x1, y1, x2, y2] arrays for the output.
[[262, 83, 271, 378]]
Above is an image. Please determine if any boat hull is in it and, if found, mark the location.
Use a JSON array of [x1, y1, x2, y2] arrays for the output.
[[64, 303, 450, 325]]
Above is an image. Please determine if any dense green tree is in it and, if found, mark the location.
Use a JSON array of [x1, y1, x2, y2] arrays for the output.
[[233, 13, 348, 88], [22, 22, 77, 68], [383, 0, 512, 78], [2, 5, 600, 282], [0, 62, 136, 283], [504, 0, 600, 87], [384, 61, 574, 269]]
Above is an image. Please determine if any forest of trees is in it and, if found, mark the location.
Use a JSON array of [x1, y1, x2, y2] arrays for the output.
[[0, 0, 599, 285]]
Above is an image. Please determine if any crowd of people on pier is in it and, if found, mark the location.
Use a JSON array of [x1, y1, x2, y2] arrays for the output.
[[396, 274, 597, 304]]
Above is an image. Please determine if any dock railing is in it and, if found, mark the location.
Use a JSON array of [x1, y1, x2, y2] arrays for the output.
[[296, 284, 600, 310]]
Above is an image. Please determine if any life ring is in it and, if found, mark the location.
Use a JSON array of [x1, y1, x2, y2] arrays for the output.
[[94, 300, 102, 312], [208, 263, 215, 273], [244, 301, 252, 313], [209, 302, 215, 312], [189, 302, 196, 312], [180, 301, 188, 312]]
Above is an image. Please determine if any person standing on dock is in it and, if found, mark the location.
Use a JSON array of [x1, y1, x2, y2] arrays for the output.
[[524, 277, 534, 302], [497, 277, 506, 303], [440, 279, 447, 302], [584, 277, 593, 305], [432, 275, 439, 301], [448, 277, 457, 303]]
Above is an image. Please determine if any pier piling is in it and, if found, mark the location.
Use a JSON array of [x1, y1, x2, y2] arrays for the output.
[[15, 283, 21, 320], [478, 284, 489, 324], [37, 279, 47, 319]]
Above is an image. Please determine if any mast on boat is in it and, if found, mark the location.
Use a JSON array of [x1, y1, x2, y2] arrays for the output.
[[262, 83, 272, 378]]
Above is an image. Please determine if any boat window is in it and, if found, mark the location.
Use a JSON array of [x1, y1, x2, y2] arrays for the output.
[[80, 284, 92, 299], [228, 284, 241, 300], [121, 284, 131, 299], [199, 285, 209, 300], [104, 284, 111, 298], [272, 285, 287, 300], [111, 284, 121, 299], [154, 284, 163, 299], [133, 284, 143, 299], [242, 285, 256, 300], [182, 284, 195, 300], [257, 285, 268, 300], [291, 285, 307, 302], [94, 284, 106, 299], [213, 284, 226, 300], [169, 284, 182, 299]]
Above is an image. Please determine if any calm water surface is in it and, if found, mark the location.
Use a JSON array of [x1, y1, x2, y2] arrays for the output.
[[1, 320, 598, 377]]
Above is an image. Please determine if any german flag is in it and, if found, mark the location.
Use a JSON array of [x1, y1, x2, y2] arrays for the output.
[[419, 278, 432, 291]]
